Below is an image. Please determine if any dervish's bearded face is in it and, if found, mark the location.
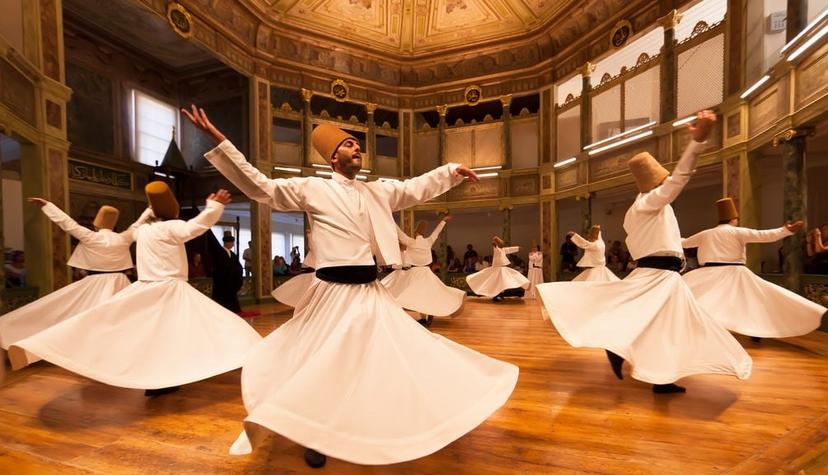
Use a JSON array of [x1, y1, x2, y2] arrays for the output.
[[331, 139, 362, 177]]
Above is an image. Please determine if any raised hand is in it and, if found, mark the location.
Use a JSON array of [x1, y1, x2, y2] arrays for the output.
[[207, 189, 232, 206], [181, 104, 226, 144], [784, 220, 804, 233], [442, 214, 454, 222], [27, 197, 48, 207], [687, 110, 717, 142], [452, 165, 479, 183]]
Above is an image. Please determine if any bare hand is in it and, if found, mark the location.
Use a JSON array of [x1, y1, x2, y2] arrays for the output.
[[27, 197, 48, 207], [442, 214, 454, 222], [687, 110, 717, 142], [181, 105, 226, 144], [452, 166, 479, 183], [785, 220, 804, 232], [207, 189, 232, 206]]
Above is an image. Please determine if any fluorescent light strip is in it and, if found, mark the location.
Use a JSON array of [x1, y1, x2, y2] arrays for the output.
[[781, 8, 828, 53], [311, 163, 330, 169], [554, 157, 576, 168], [588, 130, 654, 156], [273, 166, 302, 173], [359, 169, 372, 174], [788, 25, 828, 61], [739, 75, 771, 99], [471, 165, 502, 171], [356, 175, 368, 181], [378, 177, 401, 182], [476, 172, 499, 178], [672, 115, 696, 127], [315, 170, 333, 177], [153, 171, 176, 179], [583, 121, 656, 150]]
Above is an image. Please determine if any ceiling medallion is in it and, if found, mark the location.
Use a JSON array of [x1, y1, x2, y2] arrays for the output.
[[166, 2, 193, 38], [464, 85, 482, 106], [331, 79, 349, 102], [610, 20, 633, 49]]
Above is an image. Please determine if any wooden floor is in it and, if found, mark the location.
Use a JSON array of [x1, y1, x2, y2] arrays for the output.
[[2, 299, 827, 474]]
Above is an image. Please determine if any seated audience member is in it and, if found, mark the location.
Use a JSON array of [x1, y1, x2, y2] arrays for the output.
[[272, 256, 288, 276], [188, 252, 207, 278]]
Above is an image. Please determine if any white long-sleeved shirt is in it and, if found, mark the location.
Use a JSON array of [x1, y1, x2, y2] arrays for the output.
[[41, 203, 151, 272], [204, 140, 463, 268], [135, 200, 224, 281], [492, 246, 519, 267], [396, 221, 445, 267], [623, 140, 705, 260], [528, 251, 543, 269], [571, 231, 606, 267], [682, 224, 792, 265]]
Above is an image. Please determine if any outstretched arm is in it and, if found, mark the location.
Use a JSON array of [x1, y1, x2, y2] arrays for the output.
[[168, 190, 230, 243], [119, 207, 154, 242], [682, 230, 704, 249], [735, 221, 802, 244], [380, 166, 477, 212], [31, 198, 95, 243], [426, 219, 448, 245], [396, 226, 417, 247], [184, 105, 305, 211], [569, 232, 593, 250], [502, 246, 520, 255]]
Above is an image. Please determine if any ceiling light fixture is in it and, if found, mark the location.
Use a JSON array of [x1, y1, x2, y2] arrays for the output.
[[588, 130, 654, 156]]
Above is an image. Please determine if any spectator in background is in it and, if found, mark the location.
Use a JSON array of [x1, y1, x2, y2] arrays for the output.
[[272, 256, 288, 276], [5, 251, 26, 288], [211, 232, 243, 312], [242, 241, 253, 276], [446, 245, 455, 268], [290, 245, 301, 263], [559, 232, 578, 272], [188, 252, 206, 278], [463, 244, 478, 263], [464, 256, 478, 273], [447, 257, 462, 272], [288, 255, 303, 275], [807, 223, 828, 274]]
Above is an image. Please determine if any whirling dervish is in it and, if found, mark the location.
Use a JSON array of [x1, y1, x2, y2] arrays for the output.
[[525, 243, 544, 299], [569, 225, 620, 282], [466, 236, 530, 302]]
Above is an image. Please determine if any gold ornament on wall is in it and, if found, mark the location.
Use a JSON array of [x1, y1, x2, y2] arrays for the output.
[[166, 2, 193, 39], [609, 20, 633, 49], [464, 85, 482, 106], [331, 79, 349, 102]]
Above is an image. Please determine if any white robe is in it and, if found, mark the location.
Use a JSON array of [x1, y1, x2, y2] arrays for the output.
[[205, 140, 518, 465], [682, 224, 826, 337], [381, 223, 465, 317], [8, 201, 262, 389], [0, 204, 150, 353], [570, 231, 620, 282], [466, 246, 530, 298], [271, 251, 318, 308], [537, 140, 752, 384], [526, 251, 544, 298]]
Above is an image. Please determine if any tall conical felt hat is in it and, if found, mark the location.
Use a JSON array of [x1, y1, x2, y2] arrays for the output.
[[628, 151, 669, 193], [717, 197, 738, 222], [145, 181, 179, 220], [311, 124, 357, 163], [415, 220, 428, 236], [587, 224, 601, 241], [93, 205, 119, 230], [493, 236, 504, 247]]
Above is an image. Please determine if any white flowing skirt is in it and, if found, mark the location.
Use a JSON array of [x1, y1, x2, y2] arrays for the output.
[[271, 273, 317, 308], [536, 267, 752, 384], [683, 265, 826, 338], [466, 266, 530, 298], [572, 265, 621, 282], [380, 267, 465, 317], [229, 279, 518, 465], [8, 279, 262, 389], [526, 267, 544, 299], [0, 273, 130, 356]]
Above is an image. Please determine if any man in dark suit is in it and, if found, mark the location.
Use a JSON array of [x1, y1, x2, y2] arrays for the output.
[[211, 231, 243, 312]]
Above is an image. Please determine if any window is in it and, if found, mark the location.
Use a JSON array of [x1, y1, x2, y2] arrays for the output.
[[132, 90, 178, 167]]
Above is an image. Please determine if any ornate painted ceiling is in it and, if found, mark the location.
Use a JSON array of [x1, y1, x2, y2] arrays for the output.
[[246, 0, 577, 56]]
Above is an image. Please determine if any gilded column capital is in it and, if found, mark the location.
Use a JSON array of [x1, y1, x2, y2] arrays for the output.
[[366, 102, 377, 114], [436, 104, 448, 117], [772, 127, 814, 146], [301, 88, 313, 102], [659, 9, 683, 31], [579, 62, 596, 78], [500, 94, 513, 108]]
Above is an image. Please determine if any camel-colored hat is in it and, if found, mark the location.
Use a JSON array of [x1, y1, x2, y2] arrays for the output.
[[493, 236, 504, 247], [311, 124, 357, 163], [93, 205, 119, 230], [587, 224, 601, 241], [145, 181, 179, 220], [717, 197, 738, 222], [628, 151, 669, 193], [415, 220, 428, 237]]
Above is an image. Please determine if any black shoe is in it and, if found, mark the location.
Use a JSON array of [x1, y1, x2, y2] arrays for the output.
[[750, 336, 762, 343], [304, 448, 327, 468], [492, 296, 503, 302], [144, 386, 180, 397], [652, 383, 686, 394], [418, 318, 428, 326], [605, 350, 624, 380], [426, 315, 434, 326]]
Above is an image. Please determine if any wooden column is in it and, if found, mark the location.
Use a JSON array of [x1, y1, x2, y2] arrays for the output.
[[579, 62, 595, 149], [301, 88, 313, 167], [366, 102, 376, 172], [437, 105, 448, 165], [501, 95, 513, 169], [774, 128, 811, 293], [541, 199, 558, 282], [660, 9, 681, 122], [251, 77, 273, 300]]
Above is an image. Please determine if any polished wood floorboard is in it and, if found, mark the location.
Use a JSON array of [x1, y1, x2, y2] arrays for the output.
[[1, 298, 827, 474]]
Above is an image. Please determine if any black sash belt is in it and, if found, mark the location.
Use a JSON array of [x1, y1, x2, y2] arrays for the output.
[[316, 265, 377, 284], [702, 262, 745, 267], [636, 256, 683, 272], [86, 270, 125, 276]]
